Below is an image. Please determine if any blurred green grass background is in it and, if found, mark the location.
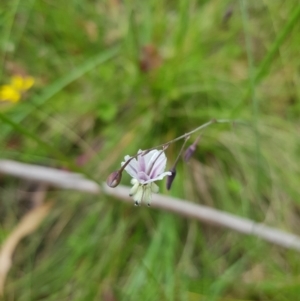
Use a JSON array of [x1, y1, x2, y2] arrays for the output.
[[1, 0, 300, 300]]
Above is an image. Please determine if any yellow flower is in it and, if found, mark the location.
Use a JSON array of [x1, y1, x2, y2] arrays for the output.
[[0, 75, 34, 103], [11, 75, 35, 91], [0, 85, 21, 103]]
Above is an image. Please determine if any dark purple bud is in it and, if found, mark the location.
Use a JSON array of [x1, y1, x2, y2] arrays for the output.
[[222, 5, 234, 24], [166, 167, 176, 190], [106, 170, 122, 188], [184, 136, 201, 162], [184, 144, 197, 162]]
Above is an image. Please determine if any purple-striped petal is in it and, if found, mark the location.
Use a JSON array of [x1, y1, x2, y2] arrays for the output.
[[124, 164, 138, 178], [123, 148, 170, 184], [143, 171, 171, 184], [145, 150, 161, 174], [121, 155, 138, 179], [137, 150, 147, 172], [137, 171, 150, 183], [149, 155, 166, 178]]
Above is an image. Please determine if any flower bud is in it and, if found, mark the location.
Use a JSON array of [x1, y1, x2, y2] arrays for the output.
[[183, 144, 197, 162], [184, 136, 201, 162], [106, 170, 122, 188], [166, 167, 176, 190]]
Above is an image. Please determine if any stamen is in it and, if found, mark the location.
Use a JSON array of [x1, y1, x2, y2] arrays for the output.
[[141, 185, 145, 204]]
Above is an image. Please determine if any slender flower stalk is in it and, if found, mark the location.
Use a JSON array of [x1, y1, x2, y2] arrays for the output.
[[139, 119, 246, 154], [107, 118, 245, 206], [166, 136, 189, 190]]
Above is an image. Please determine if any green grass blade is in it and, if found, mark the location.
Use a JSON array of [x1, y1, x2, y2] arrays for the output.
[[0, 112, 71, 166], [232, 3, 300, 114], [254, 4, 300, 84], [0, 0, 20, 77], [9, 46, 119, 122]]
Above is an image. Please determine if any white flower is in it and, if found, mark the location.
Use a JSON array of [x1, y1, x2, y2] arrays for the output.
[[121, 149, 171, 206]]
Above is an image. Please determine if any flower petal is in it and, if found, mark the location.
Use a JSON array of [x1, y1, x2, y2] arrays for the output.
[[144, 150, 162, 174], [137, 150, 147, 172], [143, 171, 172, 184], [144, 185, 152, 206], [149, 155, 167, 178], [129, 179, 139, 196], [151, 182, 159, 193], [133, 186, 144, 206], [121, 155, 139, 178], [122, 149, 169, 189], [137, 171, 150, 183]]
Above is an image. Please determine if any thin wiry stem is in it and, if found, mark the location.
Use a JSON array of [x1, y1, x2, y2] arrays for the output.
[[122, 119, 246, 167], [131, 119, 246, 157], [172, 135, 190, 168]]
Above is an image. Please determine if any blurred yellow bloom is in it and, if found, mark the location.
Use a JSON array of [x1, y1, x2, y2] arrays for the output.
[[0, 75, 34, 103], [11, 75, 35, 91], [0, 85, 21, 103]]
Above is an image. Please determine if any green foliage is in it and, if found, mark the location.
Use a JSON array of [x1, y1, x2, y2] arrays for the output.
[[1, 0, 300, 300]]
